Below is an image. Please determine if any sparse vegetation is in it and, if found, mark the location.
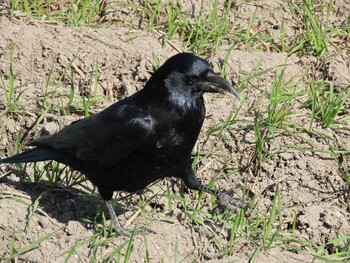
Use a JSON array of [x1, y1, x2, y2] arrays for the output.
[[0, 0, 349, 262]]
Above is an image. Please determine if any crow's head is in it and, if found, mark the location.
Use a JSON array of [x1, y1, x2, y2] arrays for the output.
[[147, 53, 239, 104]]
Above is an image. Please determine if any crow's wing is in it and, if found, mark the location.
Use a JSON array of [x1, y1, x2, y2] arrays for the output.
[[30, 104, 154, 167]]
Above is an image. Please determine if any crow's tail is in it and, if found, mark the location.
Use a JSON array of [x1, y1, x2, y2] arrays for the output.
[[0, 148, 63, 164]]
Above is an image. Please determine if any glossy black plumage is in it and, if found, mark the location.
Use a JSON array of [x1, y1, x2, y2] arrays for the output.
[[0, 53, 243, 235]]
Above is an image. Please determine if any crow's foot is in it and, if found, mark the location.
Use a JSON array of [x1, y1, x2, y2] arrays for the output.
[[217, 192, 250, 212]]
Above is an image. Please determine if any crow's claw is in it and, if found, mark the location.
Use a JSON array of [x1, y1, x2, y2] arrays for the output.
[[135, 227, 156, 235], [217, 192, 250, 212]]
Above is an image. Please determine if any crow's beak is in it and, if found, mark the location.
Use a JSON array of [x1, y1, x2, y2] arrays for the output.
[[201, 71, 240, 100]]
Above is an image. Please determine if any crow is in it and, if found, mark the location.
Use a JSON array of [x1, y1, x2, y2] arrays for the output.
[[0, 53, 245, 235]]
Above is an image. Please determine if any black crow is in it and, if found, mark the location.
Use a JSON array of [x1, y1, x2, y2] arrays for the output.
[[0, 53, 245, 235]]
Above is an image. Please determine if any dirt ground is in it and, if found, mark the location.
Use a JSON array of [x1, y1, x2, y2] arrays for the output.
[[0, 1, 349, 262]]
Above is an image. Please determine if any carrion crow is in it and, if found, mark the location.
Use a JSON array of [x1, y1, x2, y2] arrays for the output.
[[0, 53, 247, 235]]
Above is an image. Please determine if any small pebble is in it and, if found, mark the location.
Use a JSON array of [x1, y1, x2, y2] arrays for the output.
[[43, 122, 59, 135]]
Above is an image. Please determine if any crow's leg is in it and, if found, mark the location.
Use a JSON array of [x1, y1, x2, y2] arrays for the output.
[[182, 168, 249, 210], [105, 200, 156, 236], [99, 187, 133, 236], [105, 200, 131, 236]]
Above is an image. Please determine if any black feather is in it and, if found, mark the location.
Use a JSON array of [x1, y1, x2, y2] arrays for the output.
[[0, 148, 64, 164]]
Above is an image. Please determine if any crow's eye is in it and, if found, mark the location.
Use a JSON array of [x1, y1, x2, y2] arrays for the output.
[[188, 75, 199, 84]]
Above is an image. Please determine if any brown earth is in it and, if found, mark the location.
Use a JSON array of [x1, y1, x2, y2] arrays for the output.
[[0, 1, 349, 262]]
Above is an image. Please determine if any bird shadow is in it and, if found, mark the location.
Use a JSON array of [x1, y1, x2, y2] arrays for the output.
[[0, 172, 128, 230]]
